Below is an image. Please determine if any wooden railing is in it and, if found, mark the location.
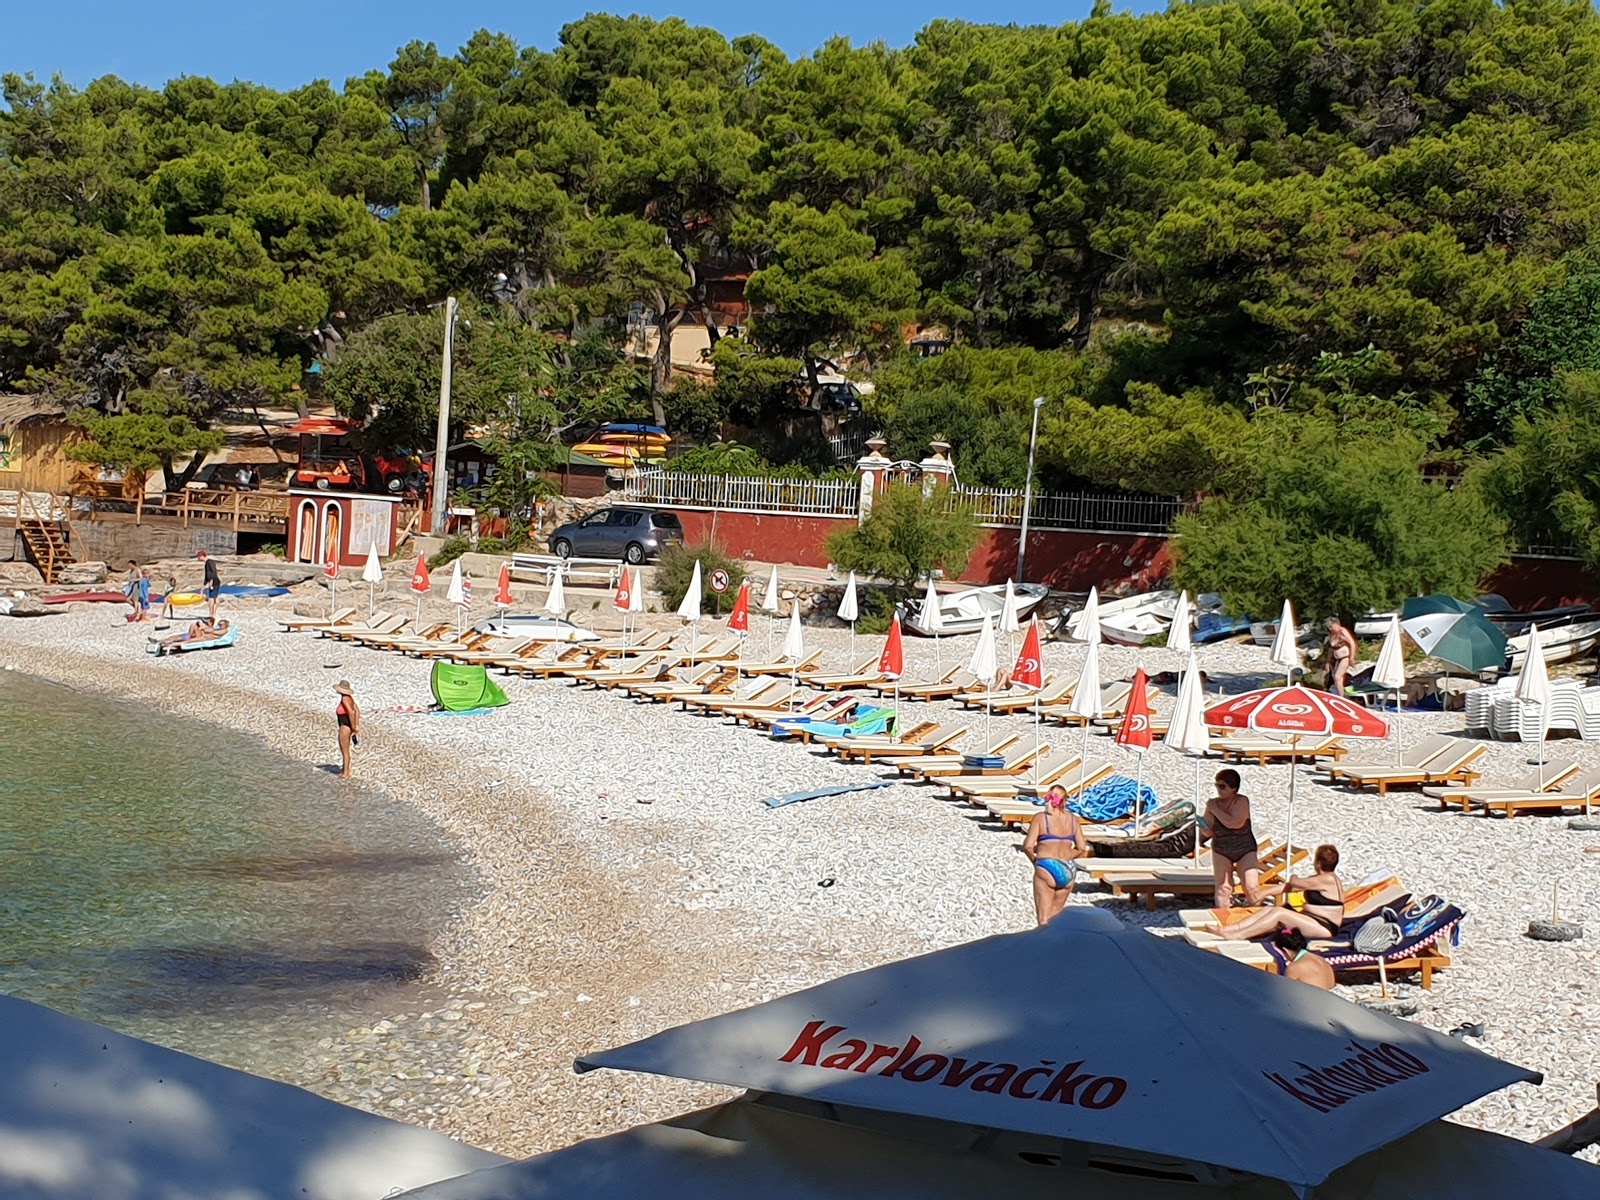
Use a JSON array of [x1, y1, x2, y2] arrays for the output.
[[73, 488, 289, 531]]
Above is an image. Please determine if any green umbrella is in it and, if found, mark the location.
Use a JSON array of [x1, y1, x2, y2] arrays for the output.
[[1400, 609, 1508, 673], [1399, 594, 1477, 620]]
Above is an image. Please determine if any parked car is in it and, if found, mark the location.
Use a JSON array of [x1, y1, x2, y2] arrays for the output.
[[548, 507, 683, 563]]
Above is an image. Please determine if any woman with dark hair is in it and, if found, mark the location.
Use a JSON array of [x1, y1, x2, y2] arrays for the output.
[[1203, 769, 1264, 907], [1207, 844, 1346, 943], [1023, 784, 1085, 926]]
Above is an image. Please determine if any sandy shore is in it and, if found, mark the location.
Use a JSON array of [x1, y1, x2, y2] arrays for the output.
[[2, 584, 1598, 1161]]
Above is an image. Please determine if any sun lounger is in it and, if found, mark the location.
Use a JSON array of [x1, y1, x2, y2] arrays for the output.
[[898, 670, 984, 701], [400, 631, 496, 658], [1098, 842, 1305, 911], [1322, 734, 1454, 781], [631, 667, 741, 703], [891, 735, 1024, 779], [323, 613, 406, 642], [972, 676, 1076, 714], [1333, 741, 1488, 795], [613, 662, 719, 695], [1212, 732, 1347, 765], [563, 650, 675, 684], [738, 649, 824, 677], [1041, 681, 1144, 726], [948, 754, 1117, 804], [354, 621, 450, 650], [801, 655, 878, 683], [702, 686, 805, 717], [801, 658, 890, 691], [768, 704, 892, 742], [677, 636, 744, 663], [448, 638, 549, 667], [499, 643, 605, 677], [827, 722, 967, 764], [678, 680, 791, 713], [280, 606, 357, 632], [1476, 768, 1600, 817], [1424, 762, 1581, 811], [749, 695, 861, 733], [870, 666, 960, 697], [901, 740, 1042, 785]]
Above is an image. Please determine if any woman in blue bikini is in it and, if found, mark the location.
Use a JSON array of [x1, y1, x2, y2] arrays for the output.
[[1023, 784, 1085, 926]]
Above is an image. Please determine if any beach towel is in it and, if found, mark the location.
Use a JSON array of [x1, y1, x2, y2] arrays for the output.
[[1262, 905, 1465, 976], [771, 707, 890, 740], [1068, 775, 1159, 823]]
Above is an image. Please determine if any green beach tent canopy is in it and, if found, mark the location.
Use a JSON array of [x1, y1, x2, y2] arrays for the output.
[[430, 661, 510, 711]]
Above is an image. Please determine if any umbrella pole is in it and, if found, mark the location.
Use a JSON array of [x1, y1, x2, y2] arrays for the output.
[[1194, 755, 1205, 863], [368, 579, 376, 617], [1033, 691, 1042, 788], [893, 681, 900, 736], [416, 592, 422, 629], [985, 693, 992, 750], [1134, 750, 1144, 836], [329, 575, 336, 619], [1285, 742, 1298, 883], [849, 621, 855, 668]]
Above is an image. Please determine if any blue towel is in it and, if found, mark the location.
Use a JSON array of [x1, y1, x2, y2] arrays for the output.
[[771, 708, 890, 739], [963, 754, 1006, 768], [1068, 775, 1159, 823]]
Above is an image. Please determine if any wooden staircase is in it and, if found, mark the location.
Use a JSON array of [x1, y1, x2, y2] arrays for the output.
[[17, 510, 74, 584]]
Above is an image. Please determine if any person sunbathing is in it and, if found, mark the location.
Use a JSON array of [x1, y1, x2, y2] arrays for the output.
[[1205, 843, 1346, 943], [158, 618, 228, 652]]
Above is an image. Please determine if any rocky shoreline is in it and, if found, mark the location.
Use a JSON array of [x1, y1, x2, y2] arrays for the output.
[[2, 592, 1597, 1161]]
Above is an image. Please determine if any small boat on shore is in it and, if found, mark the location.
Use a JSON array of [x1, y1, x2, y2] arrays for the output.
[[900, 582, 1048, 637], [472, 613, 600, 642], [1054, 590, 1178, 644], [1249, 620, 1318, 648], [1503, 614, 1600, 670]]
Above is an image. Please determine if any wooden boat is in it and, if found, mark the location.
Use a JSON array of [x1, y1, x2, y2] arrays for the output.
[[900, 582, 1049, 637]]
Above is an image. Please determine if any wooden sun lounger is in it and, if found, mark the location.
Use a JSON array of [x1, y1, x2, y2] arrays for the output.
[[870, 666, 959, 697], [738, 649, 824, 677], [703, 687, 805, 717], [1478, 769, 1600, 817], [892, 735, 1024, 779], [1322, 734, 1454, 781], [949, 754, 1118, 805], [351, 621, 449, 649], [898, 670, 983, 701], [564, 651, 676, 684], [629, 667, 739, 702], [1333, 742, 1488, 795], [606, 662, 718, 693], [679, 680, 791, 713], [1425, 762, 1581, 812], [955, 677, 1058, 711], [323, 613, 406, 641], [1099, 843, 1306, 911], [448, 637, 551, 667], [801, 655, 878, 683], [744, 695, 862, 732], [499, 643, 604, 677], [1210, 733, 1347, 765], [905, 742, 1045, 786], [1040, 681, 1145, 727], [828, 723, 967, 764], [280, 606, 357, 631], [401, 631, 496, 658]]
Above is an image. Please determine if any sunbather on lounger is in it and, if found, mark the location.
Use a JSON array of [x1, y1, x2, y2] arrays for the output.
[[1204, 844, 1345, 944], [1023, 786, 1085, 927], [1204, 769, 1265, 908], [157, 618, 228, 652]]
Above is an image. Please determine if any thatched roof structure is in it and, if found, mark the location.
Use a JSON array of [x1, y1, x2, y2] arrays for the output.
[[0, 395, 70, 433]]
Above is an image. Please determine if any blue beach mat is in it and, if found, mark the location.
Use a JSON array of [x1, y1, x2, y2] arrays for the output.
[[1067, 775, 1159, 823], [762, 780, 896, 808]]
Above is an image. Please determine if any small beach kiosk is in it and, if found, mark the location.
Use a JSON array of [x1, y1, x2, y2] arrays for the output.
[[285, 488, 403, 567]]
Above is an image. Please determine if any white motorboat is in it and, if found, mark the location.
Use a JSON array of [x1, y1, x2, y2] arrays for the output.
[[471, 613, 600, 642], [900, 582, 1049, 637], [1504, 616, 1600, 671], [1353, 611, 1396, 639], [1055, 590, 1178, 644], [1249, 620, 1319, 648]]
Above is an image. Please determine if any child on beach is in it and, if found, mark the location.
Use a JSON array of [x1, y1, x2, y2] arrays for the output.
[[160, 573, 179, 621]]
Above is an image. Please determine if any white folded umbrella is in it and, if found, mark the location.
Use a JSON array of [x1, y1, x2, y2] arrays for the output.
[[676, 559, 703, 623], [544, 565, 566, 616], [360, 542, 383, 615], [1372, 614, 1408, 763], [1514, 623, 1551, 785], [1167, 589, 1193, 654], [1269, 598, 1301, 682]]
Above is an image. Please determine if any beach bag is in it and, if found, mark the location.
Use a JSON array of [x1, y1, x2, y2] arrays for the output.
[[1352, 907, 1404, 955]]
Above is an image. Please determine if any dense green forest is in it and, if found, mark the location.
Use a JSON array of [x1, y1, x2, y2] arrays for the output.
[[6, 1, 1600, 606]]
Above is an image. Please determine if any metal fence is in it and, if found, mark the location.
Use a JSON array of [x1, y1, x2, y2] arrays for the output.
[[622, 469, 859, 516], [953, 485, 1187, 535]]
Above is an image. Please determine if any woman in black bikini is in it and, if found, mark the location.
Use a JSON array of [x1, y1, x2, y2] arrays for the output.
[[1212, 844, 1345, 943], [1204, 769, 1264, 908], [1023, 785, 1085, 926]]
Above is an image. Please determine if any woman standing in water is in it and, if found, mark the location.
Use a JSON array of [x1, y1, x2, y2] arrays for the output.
[[334, 680, 361, 779]]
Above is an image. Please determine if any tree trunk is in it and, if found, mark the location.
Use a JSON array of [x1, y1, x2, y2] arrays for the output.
[[172, 449, 209, 490], [417, 163, 432, 212], [651, 304, 685, 426]]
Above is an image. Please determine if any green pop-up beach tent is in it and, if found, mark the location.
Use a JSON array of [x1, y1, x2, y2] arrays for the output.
[[430, 661, 510, 711]]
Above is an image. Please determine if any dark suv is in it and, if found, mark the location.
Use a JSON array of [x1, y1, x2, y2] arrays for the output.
[[549, 507, 684, 563]]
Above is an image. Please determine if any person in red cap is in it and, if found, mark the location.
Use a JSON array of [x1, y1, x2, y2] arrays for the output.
[[197, 549, 221, 621]]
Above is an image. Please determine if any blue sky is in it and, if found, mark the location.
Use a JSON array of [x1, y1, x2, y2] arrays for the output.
[[7, 1, 1162, 91]]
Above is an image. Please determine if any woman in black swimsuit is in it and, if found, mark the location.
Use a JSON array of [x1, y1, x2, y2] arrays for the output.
[[334, 680, 361, 779], [1212, 844, 1345, 943], [1203, 769, 1264, 908]]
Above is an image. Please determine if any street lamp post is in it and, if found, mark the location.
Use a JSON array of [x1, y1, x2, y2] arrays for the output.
[[1016, 396, 1046, 583], [429, 295, 458, 534]]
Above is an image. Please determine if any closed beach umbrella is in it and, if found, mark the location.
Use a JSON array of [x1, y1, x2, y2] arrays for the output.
[[837, 571, 860, 664], [1115, 664, 1154, 831], [574, 907, 1540, 1195], [999, 579, 1021, 669], [323, 554, 339, 616], [1066, 634, 1102, 759], [761, 564, 781, 653], [921, 576, 945, 673], [1167, 589, 1194, 655], [1269, 599, 1300, 684], [409, 554, 431, 626], [1013, 617, 1046, 784], [677, 559, 703, 623], [783, 600, 806, 708], [544, 564, 567, 617], [629, 566, 645, 614], [879, 614, 905, 728], [493, 562, 514, 610], [1372, 614, 1408, 763], [1399, 609, 1506, 674], [1164, 650, 1211, 845], [1514, 623, 1551, 786], [968, 613, 998, 744], [360, 542, 383, 616], [1072, 585, 1102, 645], [445, 561, 466, 638]]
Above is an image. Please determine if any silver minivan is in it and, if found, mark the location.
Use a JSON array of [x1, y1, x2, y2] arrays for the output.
[[548, 507, 684, 563]]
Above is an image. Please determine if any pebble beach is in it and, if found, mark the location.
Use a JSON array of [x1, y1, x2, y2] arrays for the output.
[[2, 576, 1598, 1162]]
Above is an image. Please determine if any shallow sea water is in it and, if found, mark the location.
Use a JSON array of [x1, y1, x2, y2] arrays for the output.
[[0, 669, 472, 1075]]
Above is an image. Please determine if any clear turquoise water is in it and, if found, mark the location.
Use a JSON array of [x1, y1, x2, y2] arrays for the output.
[[0, 669, 472, 1074]]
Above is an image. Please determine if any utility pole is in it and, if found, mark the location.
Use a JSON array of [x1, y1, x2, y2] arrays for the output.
[[429, 296, 457, 534], [1016, 396, 1046, 583]]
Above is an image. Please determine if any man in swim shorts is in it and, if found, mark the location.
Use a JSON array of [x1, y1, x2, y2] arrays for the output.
[[198, 549, 222, 622]]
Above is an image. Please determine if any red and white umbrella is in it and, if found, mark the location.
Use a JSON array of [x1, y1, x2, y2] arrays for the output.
[[1203, 686, 1389, 868], [1115, 665, 1154, 830], [409, 554, 431, 626], [494, 562, 514, 610], [879, 614, 904, 730]]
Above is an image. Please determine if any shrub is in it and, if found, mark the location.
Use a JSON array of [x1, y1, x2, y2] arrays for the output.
[[427, 536, 471, 569], [655, 542, 747, 616], [825, 482, 981, 594]]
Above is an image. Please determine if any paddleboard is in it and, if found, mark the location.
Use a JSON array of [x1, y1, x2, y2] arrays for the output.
[[43, 591, 127, 604], [218, 584, 290, 597]]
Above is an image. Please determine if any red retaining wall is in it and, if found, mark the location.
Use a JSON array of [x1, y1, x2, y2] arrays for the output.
[[671, 509, 852, 567], [1484, 556, 1600, 610]]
